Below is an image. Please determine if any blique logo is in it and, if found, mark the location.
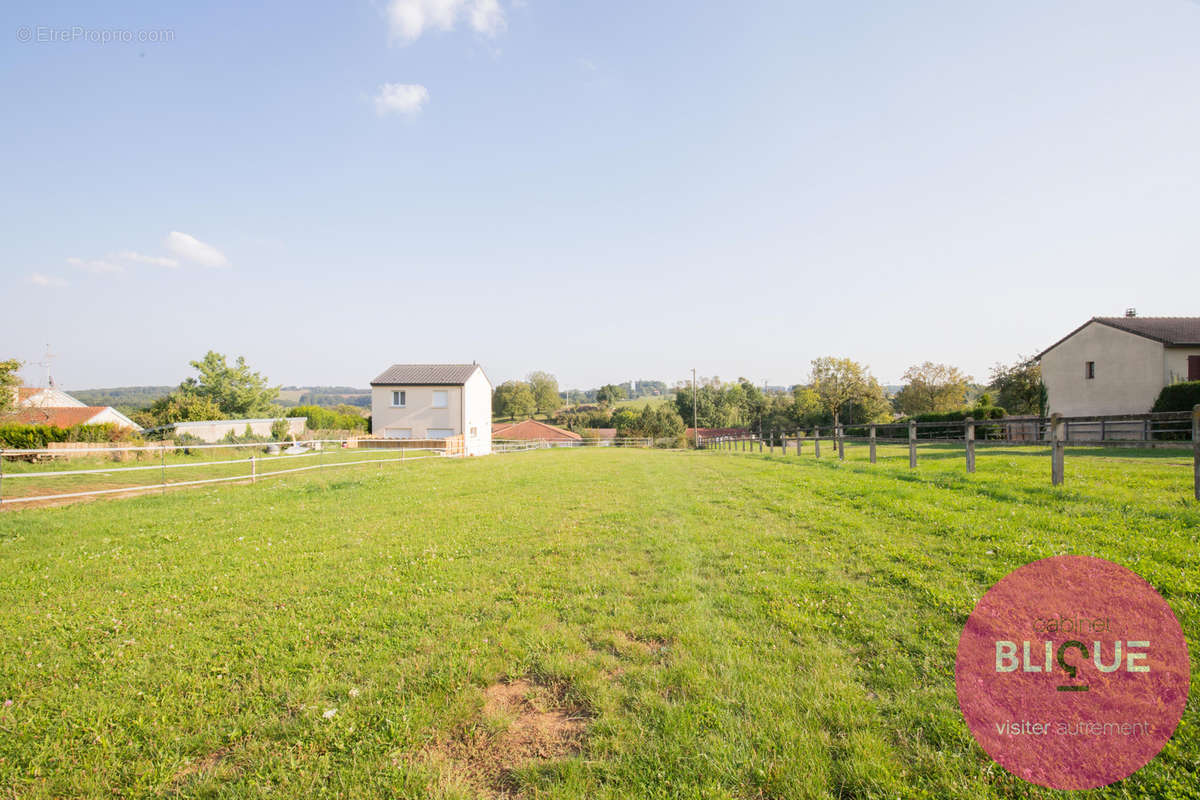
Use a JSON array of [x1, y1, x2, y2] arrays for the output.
[[956, 556, 1189, 790]]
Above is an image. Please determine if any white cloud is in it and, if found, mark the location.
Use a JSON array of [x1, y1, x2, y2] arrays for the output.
[[164, 231, 231, 268], [66, 256, 125, 274], [28, 273, 69, 288], [374, 83, 430, 116], [114, 250, 180, 269], [385, 0, 506, 43]]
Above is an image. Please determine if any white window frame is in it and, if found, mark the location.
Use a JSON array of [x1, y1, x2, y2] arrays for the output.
[[384, 427, 412, 440], [391, 390, 406, 407], [432, 390, 448, 409], [427, 428, 455, 439]]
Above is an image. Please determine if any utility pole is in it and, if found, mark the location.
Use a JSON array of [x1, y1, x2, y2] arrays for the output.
[[691, 368, 698, 444]]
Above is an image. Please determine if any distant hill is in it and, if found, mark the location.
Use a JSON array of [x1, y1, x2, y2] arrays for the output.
[[69, 386, 173, 411], [68, 385, 372, 412], [279, 387, 371, 408]]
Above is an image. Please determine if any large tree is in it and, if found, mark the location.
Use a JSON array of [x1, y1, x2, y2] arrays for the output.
[[141, 393, 224, 427], [809, 357, 890, 427], [0, 359, 22, 418], [493, 380, 536, 420], [988, 356, 1045, 416], [180, 351, 278, 417], [527, 371, 560, 416], [894, 361, 972, 416], [596, 383, 626, 407]]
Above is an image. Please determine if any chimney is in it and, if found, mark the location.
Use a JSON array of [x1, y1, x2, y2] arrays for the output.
[[1125, 308, 1137, 317]]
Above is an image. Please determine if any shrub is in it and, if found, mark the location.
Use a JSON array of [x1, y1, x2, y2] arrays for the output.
[[1151, 381, 1200, 414], [285, 406, 367, 432], [0, 423, 134, 449], [271, 419, 291, 441]]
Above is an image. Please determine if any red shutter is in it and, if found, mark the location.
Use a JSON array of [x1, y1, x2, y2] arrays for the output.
[[1189, 355, 1200, 381]]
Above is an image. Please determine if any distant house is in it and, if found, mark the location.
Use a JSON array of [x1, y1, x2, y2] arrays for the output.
[[686, 427, 750, 443], [370, 363, 492, 456], [8, 386, 142, 432], [1038, 316, 1200, 416], [588, 427, 617, 442], [11, 405, 142, 431], [493, 419, 582, 442]]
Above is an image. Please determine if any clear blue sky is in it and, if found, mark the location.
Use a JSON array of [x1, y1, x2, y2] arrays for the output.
[[3, 0, 1199, 391]]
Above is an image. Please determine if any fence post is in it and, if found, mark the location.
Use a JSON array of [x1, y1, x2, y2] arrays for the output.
[[160, 445, 166, 495], [1099, 419, 1106, 443], [908, 420, 917, 469], [1193, 405, 1199, 501], [1144, 418, 1151, 445], [869, 426, 876, 464], [796, 433, 802, 456], [814, 428, 821, 458], [965, 417, 976, 473], [837, 425, 845, 461], [0, 448, 5, 506], [769, 432, 774, 455], [759, 436, 763, 453], [251, 455, 257, 484], [1052, 413, 1065, 486]]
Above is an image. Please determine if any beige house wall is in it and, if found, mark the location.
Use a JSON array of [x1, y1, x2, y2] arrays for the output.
[[1041, 322, 1165, 416], [1164, 347, 1200, 385], [371, 385, 463, 439]]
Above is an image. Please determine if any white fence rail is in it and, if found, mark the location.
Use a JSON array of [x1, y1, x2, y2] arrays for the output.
[[0, 439, 445, 507]]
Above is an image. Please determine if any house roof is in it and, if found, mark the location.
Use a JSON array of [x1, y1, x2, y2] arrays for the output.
[[10, 406, 113, 428], [1038, 317, 1200, 358], [370, 363, 486, 386], [492, 419, 582, 441], [15, 387, 86, 407]]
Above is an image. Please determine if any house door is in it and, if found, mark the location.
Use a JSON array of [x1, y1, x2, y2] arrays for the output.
[[1189, 355, 1200, 381]]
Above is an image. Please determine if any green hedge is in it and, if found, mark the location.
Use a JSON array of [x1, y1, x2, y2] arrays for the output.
[[284, 406, 368, 432], [1151, 381, 1200, 413], [0, 423, 132, 449]]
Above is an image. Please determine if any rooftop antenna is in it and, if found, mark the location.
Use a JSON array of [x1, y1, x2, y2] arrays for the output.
[[30, 343, 56, 388]]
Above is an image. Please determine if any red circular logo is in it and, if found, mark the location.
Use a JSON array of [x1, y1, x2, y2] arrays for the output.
[[956, 556, 1189, 790]]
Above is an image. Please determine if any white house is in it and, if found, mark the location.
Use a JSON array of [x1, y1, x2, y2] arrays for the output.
[[1038, 316, 1200, 416], [369, 363, 492, 456]]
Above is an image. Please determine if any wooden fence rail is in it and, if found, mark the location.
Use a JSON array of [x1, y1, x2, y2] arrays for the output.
[[695, 406, 1200, 501]]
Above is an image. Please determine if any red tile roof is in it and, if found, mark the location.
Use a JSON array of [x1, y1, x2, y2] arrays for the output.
[[9, 406, 111, 428], [492, 419, 582, 441]]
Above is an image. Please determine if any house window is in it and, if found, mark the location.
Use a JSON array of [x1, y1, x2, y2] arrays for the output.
[[1085, 361, 1095, 380], [432, 390, 448, 408], [384, 427, 412, 439], [427, 428, 454, 439], [391, 390, 406, 407], [1189, 355, 1200, 381]]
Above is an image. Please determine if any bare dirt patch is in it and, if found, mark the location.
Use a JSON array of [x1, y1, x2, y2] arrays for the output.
[[612, 631, 669, 657], [165, 745, 236, 793], [424, 678, 589, 798]]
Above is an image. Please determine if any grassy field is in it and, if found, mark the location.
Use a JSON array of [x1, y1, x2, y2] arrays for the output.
[[0, 446, 1196, 799], [612, 394, 672, 410]]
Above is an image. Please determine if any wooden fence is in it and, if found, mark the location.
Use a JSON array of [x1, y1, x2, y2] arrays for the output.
[[697, 406, 1200, 501]]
